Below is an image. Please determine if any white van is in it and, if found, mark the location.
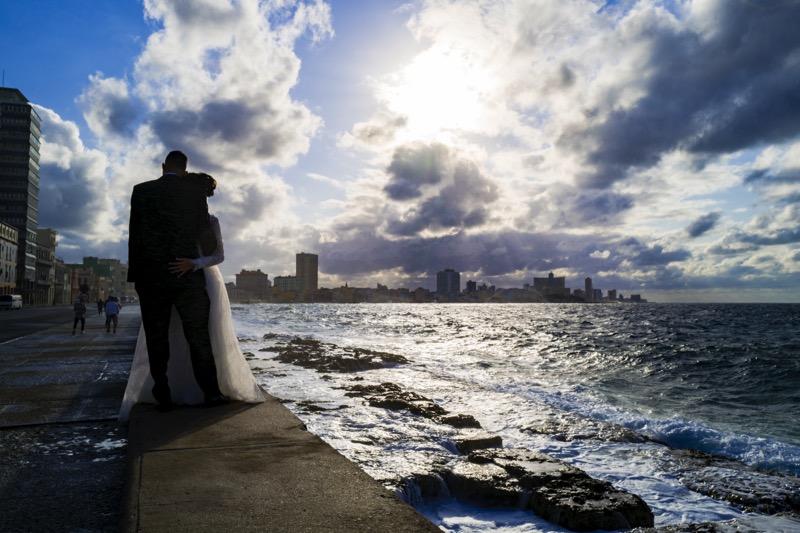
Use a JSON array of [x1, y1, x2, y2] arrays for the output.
[[0, 294, 23, 310]]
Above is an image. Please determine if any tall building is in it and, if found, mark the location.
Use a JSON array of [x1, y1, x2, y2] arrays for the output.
[[0, 88, 42, 304], [0, 220, 18, 294], [436, 268, 460, 295], [533, 272, 567, 297], [296, 252, 318, 294], [35, 228, 56, 305], [584, 277, 593, 302], [235, 269, 271, 301]]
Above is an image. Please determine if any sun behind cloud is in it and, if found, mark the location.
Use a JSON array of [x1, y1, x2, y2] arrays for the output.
[[378, 44, 497, 142]]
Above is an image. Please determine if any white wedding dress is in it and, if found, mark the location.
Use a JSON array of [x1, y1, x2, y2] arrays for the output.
[[118, 216, 264, 423]]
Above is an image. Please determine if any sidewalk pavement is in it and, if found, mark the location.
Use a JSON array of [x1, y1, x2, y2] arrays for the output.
[[1, 305, 441, 532]]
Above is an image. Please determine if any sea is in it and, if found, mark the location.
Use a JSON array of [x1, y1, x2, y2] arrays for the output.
[[231, 303, 800, 532]]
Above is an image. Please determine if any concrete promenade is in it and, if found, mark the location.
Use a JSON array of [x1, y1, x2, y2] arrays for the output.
[[1, 305, 440, 532]]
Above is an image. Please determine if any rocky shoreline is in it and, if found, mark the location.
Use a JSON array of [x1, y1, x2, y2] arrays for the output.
[[249, 334, 800, 532]]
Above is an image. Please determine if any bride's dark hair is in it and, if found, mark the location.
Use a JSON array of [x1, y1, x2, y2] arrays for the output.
[[185, 172, 217, 197]]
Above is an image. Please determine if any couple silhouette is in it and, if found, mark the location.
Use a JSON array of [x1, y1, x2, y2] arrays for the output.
[[120, 150, 263, 423]]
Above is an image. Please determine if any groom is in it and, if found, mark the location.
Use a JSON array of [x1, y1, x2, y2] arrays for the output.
[[127, 150, 227, 411]]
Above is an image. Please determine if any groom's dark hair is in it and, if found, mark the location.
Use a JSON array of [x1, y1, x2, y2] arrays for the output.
[[164, 150, 188, 171]]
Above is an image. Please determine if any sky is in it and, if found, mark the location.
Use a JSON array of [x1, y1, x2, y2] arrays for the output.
[[2, 0, 799, 303]]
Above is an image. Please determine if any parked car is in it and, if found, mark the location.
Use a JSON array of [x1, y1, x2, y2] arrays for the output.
[[0, 294, 23, 310]]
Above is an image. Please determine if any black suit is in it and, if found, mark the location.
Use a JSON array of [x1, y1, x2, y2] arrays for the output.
[[128, 173, 221, 404]]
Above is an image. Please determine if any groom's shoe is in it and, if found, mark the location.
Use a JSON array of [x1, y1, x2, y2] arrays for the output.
[[203, 394, 230, 408]]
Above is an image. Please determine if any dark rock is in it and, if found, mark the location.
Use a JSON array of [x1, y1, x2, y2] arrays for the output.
[[452, 430, 503, 454], [523, 412, 657, 444], [345, 383, 447, 418], [443, 461, 521, 507], [440, 413, 482, 428], [465, 448, 655, 531], [295, 400, 348, 413], [344, 383, 486, 432], [395, 473, 452, 506], [274, 337, 408, 373], [670, 448, 800, 514]]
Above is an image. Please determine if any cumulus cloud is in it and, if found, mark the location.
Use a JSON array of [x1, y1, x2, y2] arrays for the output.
[[382, 143, 499, 236], [35, 106, 115, 248], [687, 212, 722, 238], [40, 0, 332, 277], [558, 0, 800, 188], [77, 74, 140, 138]]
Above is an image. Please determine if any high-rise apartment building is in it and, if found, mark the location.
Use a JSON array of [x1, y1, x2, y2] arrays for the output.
[[296, 252, 318, 294], [0, 220, 18, 294], [436, 268, 460, 295], [0, 88, 42, 304]]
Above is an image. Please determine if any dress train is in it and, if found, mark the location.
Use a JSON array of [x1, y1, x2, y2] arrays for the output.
[[118, 264, 263, 423]]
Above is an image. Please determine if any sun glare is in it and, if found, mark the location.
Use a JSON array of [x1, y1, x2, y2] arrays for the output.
[[381, 47, 495, 140]]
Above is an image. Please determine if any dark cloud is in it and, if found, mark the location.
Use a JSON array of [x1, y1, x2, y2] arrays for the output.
[[738, 227, 800, 246], [151, 101, 255, 149], [552, 189, 634, 227], [707, 239, 759, 256], [149, 99, 309, 170], [95, 94, 138, 136], [216, 183, 281, 231], [38, 161, 102, 231], [318, 226, 697, 293], [561, 1, 800, 188], [77, 76, 140, 137], [631, 244, 691, 267], [383, 143, 499, 236], [319, 230, 560, 280], [687, 212, 721, 238], [744, 168, 800, 185], [384, 142, 450, 200], [350, 114, 408, 146]]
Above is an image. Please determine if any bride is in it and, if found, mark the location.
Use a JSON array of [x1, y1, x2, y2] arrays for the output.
[[119, 173, 264, 423]]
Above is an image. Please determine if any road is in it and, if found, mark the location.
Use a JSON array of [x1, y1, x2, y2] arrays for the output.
[[0, 304, 79, 343], [0, 306, 139, 532]]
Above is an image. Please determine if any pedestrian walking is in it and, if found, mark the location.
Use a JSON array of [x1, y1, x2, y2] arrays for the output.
[[97, 298, 104, 316], [72, 299, 87, 335], [105, 296, 121, 333]]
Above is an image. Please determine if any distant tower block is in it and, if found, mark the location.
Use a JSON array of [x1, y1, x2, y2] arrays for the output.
[[296, 252, 318, 293], [436, 268, 460, 295]]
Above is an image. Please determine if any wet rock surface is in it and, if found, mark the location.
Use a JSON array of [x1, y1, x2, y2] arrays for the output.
[[523, 411, 660, 444], [340, 381, 653, 531], [344, 382, 482, 428], [270, 337, 408, 373], [669, 448, 800, 514], [472, 448, 654, 531]]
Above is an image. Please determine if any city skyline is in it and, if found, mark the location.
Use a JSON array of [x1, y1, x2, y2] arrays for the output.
[[2, 1, 799, 303]]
